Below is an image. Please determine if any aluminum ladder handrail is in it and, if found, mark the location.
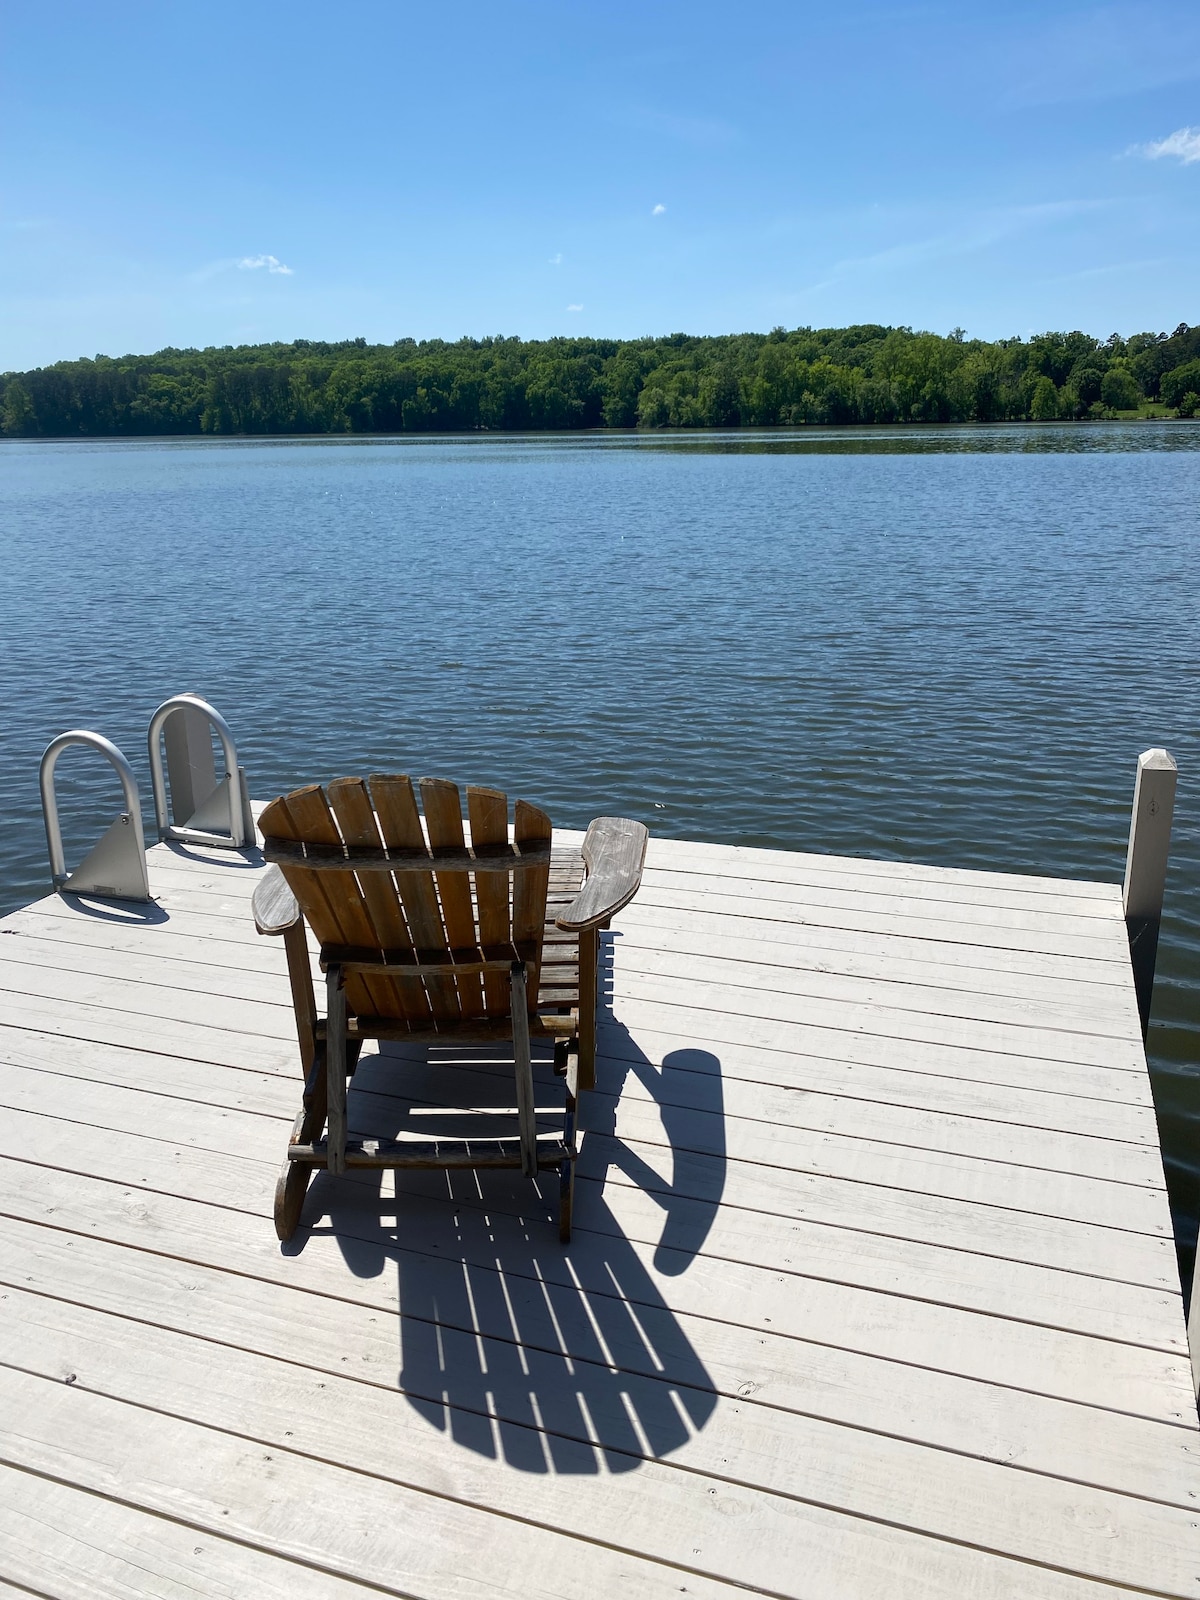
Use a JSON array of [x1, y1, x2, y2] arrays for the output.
[[39, 731, 152, 901], [147, 693, 255, 850]]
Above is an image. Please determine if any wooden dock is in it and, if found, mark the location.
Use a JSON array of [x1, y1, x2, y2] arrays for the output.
[[0, 826, 1197, 1599]]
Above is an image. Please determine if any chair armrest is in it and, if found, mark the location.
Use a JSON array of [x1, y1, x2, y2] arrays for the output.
[[555, 817, 648, 933], [252, 865, 302, 935]]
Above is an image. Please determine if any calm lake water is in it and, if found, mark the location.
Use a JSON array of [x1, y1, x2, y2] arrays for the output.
[[2, 426, 1198, 1275]]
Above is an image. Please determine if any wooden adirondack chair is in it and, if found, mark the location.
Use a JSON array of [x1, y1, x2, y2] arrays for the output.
[[251, 775, 647, 1244]]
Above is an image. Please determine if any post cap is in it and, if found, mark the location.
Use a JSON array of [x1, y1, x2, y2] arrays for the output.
[[1137, 748, 1177, 773]]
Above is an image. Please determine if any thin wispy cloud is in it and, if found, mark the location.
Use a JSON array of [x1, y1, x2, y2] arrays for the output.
[[1046, 257, 1170, 284], [652, 203, 666, 216], [783, 199, 1115, 301], [238, 254, 294, 275], [609, 106, 737, 148], [548, 252, 563, 265], [999, 6, 1200, 108], [566, 303, 583, 312], [1131, 127, 1200, 164]]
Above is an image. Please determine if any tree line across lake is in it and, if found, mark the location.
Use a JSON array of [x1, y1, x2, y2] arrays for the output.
[[4, 322, 1200, 438]]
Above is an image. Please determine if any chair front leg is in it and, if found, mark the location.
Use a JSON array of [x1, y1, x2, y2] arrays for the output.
[[325, 965, 348, 1177], [283, 919, 318, 1076], [577, 925, 599, 1092]]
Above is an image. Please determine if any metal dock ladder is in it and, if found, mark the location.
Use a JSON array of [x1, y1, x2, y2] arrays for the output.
[[39, 694, 253, 902], [148, 693, 255, 850], [40, 731, 152, 901]]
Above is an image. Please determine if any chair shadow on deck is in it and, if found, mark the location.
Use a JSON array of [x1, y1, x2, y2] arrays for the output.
[[296, 932, 727, 1475]]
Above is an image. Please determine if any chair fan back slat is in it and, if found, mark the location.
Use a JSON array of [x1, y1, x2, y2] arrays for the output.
[[368, 774, 459, 1020], [467, 785, 513, 1015], [513, 798, 553, 1016], [326, 778, 430, 1023], [263, 786, 390, 1019], [420, 777, 484, 1020], [260, 776, 554, 1032]]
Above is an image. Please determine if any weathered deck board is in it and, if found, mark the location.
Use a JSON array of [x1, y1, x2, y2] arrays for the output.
[[0, 1063, 1177, 1347], [0, 1462, 402, 1600], [0, 829, 1196, 1599], [0, 1033, 1174, 1290], [1, 1208, 1190, 1506], [0, 904, 1142, 1032], [0, 1109, 1187, 1410], [5, 1285, 1200, 1597]]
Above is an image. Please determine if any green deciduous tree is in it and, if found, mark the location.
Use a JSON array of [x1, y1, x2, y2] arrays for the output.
[[1029, 376, 1060, 420], [1160, 360, 1200, 408], [1099, 367, 1142, 411], [1, 381, 36, 435], [3, 320, 1198, 437]]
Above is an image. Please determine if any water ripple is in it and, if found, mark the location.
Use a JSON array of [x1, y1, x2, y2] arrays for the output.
[[1, 427, 1197, 1269]]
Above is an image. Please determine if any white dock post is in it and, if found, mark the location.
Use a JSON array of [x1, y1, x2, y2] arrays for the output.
[[1122, 747, 1177, 1039]]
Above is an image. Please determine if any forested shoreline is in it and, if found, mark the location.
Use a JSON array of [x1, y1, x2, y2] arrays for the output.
[[4, 322, 1200, 437]]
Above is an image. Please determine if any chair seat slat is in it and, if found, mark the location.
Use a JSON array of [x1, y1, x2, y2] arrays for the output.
[[288, 1137, 571, 1170], [320, 939, 539, 971], [326, 1011, 578, 1042]]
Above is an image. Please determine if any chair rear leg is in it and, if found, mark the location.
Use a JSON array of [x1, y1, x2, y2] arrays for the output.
[[558, 1152, 575, 1244], [510, 962, 538, 1180], [325, 965, 348, 1178], [559, 1045, 579, 1244]]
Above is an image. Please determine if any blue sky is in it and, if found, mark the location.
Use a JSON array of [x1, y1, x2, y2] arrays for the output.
[[2, 0, 1199, 368]]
